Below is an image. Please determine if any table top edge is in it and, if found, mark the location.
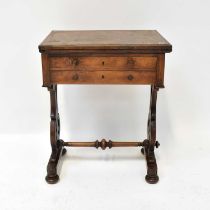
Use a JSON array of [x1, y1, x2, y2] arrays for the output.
[[39, 30, 172, 53]]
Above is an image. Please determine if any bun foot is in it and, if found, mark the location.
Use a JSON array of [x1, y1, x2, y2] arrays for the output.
[[62, 148, 67, 156], [45, 174, 59, 184], [145, 174, 159, 184]]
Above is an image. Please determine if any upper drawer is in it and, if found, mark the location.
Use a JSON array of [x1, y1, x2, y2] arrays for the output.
[[49, 56, 157, 71]]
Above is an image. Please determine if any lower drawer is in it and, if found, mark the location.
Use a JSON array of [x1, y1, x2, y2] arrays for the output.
[[50, 70, 156, 84]]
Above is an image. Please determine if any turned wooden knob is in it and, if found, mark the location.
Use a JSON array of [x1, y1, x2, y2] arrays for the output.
[[127, 74, 134, 80], [127, 58, 135, 65], [72, 74, 79, 80], [69, 57, 79, 66]]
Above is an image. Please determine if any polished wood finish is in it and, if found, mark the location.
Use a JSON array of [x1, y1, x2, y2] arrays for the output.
[[39, 30, 172, 184], [50, 70, 156, 84], [43, 54, 165, 86], [49, 56, 157, 71], [144, 85, 159, 183], [45, 84, 67, 184], [39, 30, 171, 52], [62, 139, 144, 149], [49, 54, 158, 85]]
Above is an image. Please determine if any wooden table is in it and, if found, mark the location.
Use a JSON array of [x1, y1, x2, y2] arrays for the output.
[[39, 30, 172, 184]]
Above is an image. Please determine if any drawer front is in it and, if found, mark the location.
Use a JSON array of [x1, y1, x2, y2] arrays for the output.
[[49, 56, 157, 71], [50, 70, 156, 84]]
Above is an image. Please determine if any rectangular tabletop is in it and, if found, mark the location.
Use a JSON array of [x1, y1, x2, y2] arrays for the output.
[[39, 30, 172, 52]]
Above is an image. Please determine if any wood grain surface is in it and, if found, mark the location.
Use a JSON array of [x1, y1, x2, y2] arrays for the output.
[[49, 55, 157, 71], [39, 30, 172, 184], [39, 30, 172, 52], [50, 70, 156, 84]]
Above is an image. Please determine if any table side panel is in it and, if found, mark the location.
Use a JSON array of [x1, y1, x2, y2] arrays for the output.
[[156, 54, 165, 87], [41, 53, 50, 87]]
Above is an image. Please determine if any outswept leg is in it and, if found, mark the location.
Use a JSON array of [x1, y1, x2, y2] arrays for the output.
[[45, 85, 66, 184], [142, 85, 160, 184]]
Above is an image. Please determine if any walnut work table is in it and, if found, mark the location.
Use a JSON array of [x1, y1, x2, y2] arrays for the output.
[[39, 30, 172, 184]]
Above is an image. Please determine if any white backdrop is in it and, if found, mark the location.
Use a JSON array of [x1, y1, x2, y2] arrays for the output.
[[0, 0, 210, 210]]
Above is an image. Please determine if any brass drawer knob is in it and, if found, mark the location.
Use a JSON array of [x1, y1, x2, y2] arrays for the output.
[[72, 74, 79, 80], [127, 74, 134, 80]]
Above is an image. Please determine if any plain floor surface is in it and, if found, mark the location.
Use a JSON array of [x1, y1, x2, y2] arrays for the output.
[[0, 132, 210, 210]]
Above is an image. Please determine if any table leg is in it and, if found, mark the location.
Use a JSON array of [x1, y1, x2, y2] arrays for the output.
[[45, 85, 66, 184], [141, 85, 160, 184]]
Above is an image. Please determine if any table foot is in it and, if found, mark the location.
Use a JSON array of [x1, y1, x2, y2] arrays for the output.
[[45, 140, 64, 184], [145, 174, 159, 184], [45, 174, 59, 184], [145, 149, 159, 184], [142, 140, 159, 184]]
